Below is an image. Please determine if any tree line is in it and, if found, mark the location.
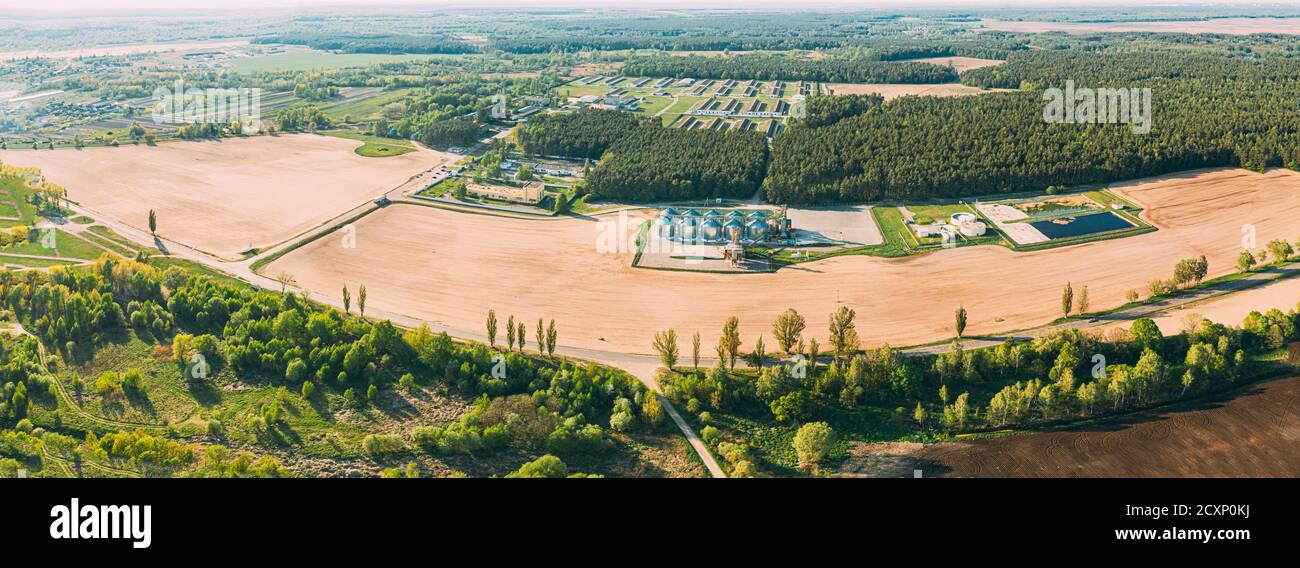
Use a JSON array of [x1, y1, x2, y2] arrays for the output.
[[621, 53, 959, 84], [253, 33, 477, 55]]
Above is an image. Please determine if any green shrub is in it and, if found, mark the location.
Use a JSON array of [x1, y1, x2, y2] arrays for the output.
[[507, 455, 567, 478], [362, 434, 407, 458]]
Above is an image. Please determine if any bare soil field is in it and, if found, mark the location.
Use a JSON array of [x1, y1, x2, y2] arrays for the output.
[[981, 17, 1300, 35], [824, 83, 1012, 99], [1102, 275, 1300, 338], [0, 134, 446, 259], [265, 168, 1300, 357], [897, 375, 1300, 477], [903, 56, 1004, 73]]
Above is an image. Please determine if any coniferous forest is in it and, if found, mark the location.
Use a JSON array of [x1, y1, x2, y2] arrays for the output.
[[763, 50, 1300, 203], [518, 110, 770, 201], [622, 53, 959, 83]]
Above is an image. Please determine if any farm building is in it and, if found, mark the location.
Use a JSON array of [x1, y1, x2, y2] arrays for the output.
[[466, 180, 545, 205], [603, 93, 638, 109]]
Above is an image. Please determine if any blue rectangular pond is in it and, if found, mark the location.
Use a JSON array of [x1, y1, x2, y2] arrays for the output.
[[1028, 211, 1133, 239]]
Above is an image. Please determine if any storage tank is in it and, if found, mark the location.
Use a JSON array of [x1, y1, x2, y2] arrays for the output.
[[700, 218, 724, 242], [951, 212, 977, 225], [676, 216, 699, 240], [658, 219, 677, 239], [746, 219, 769, 241], [723, 219, 746, 240]]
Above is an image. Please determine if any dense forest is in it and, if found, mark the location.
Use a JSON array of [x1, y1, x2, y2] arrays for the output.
[[252, 25, 1024, 58], [417, 118, 483, 148], [622, 54, 959, 83], [253, 33, 477, 54], [516, 109, 646, 159], [587, 127, 771, 201], [517, 110, 770, 201], [495, 36, 839, 54], [844, 38, 1026, 61], [764, 50, 1300, 203], [800, 93, 885, 128]]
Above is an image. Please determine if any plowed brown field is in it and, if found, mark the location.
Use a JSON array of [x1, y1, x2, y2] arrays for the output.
[[265, 167, 1300, 356]]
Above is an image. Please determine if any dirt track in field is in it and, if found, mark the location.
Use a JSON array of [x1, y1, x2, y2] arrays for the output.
[[901, 375, 1300, 477], [0, 134, 447, 259], [266, 167, 1300, 357]]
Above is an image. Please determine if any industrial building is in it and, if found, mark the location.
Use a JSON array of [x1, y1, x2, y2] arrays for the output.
[[466, 181, 546, 205], [654, 208, 790, 244]]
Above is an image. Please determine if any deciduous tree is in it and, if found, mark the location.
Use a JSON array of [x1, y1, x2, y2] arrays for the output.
[[1061, 282, 1073, 317], [828, 306, 859, 360], [772, 308, 806, 353], [792, 422, 833, 468], [653, 329, 679, 369]]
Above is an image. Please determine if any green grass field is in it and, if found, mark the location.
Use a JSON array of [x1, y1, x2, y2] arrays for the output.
[[657, 95, 704, 125], [555, 84, 615, 98], [0, 176, 38, 228], [0, 254, 80, 268], [79, 231, 137, 257], [322, 130, 415, 158], [1084, 189, 1137, 210], [0, 229, 104, 260], [633, 95, 674, 116], [83, 225, 146, 258], [903, 203, 976, 225], [149, 257, 252, 289], [319, 88, 416, 122]]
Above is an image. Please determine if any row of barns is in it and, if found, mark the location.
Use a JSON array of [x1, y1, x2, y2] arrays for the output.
[[676, 116, 784, 137]]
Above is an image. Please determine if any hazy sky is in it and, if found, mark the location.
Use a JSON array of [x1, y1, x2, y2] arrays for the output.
[[3, 0, 1295, 16]]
